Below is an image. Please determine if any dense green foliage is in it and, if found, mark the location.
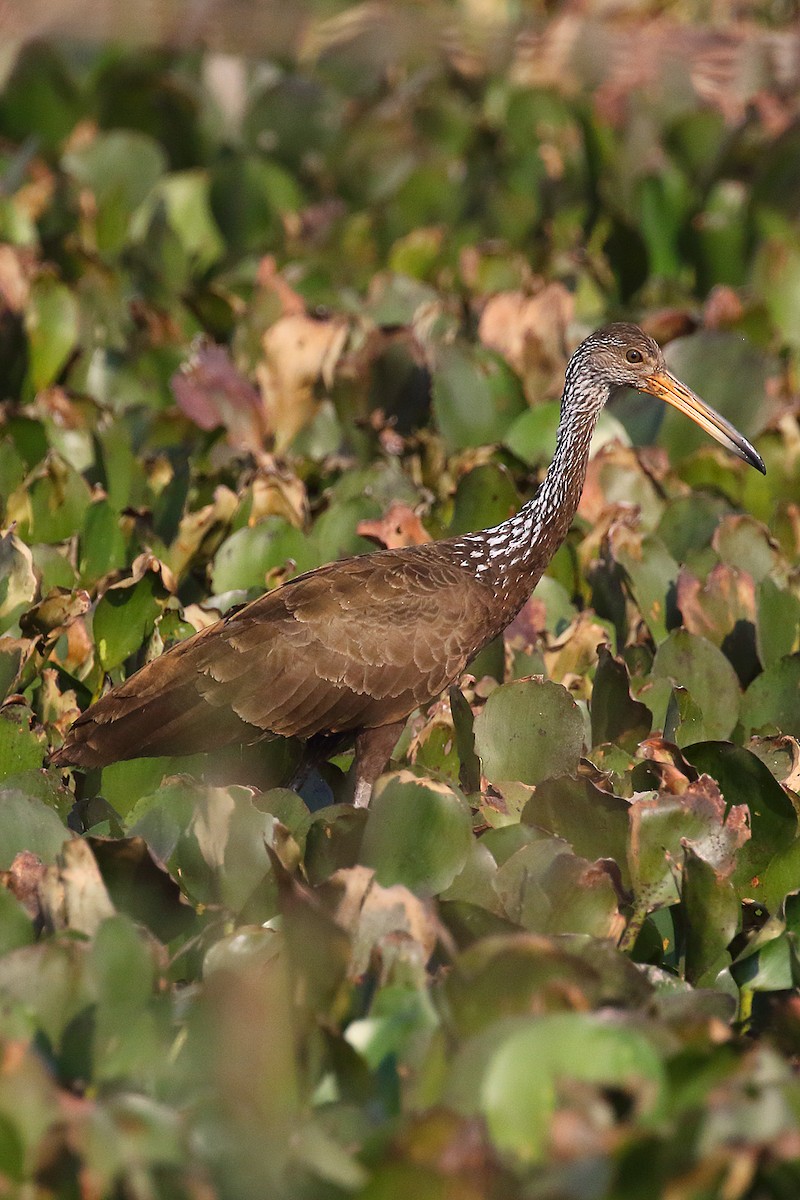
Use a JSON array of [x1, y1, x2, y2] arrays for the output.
[[1, 21, 800, 1199]]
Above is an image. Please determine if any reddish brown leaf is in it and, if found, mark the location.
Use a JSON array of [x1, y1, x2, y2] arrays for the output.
[[357, 501, 431, 549], [172, 339, 268, 456], [1, 850, 47, 922]]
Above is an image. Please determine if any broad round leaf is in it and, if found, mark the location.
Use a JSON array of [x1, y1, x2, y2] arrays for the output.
[[652, 630, 740, 740], [741, 655, 800, 738], [479, 1014, 665, 1162], [361, 771, 473, 895], [474, 678, 584, 786]]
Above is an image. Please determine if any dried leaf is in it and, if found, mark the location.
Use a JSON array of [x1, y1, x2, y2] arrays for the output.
[[172, 339, 268, 456], [478, 283, 573, 401], [256, 313, 348, 451], [357, 501, 431, 549]]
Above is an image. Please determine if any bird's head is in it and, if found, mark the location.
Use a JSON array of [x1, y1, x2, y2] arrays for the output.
[[568, 322, 765, 474]]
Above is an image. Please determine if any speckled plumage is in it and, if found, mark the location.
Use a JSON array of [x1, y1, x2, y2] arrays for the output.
[[51, 323, 764, 803]]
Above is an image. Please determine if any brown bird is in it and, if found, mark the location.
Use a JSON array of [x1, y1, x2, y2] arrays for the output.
[[51, 324, 764, 805]]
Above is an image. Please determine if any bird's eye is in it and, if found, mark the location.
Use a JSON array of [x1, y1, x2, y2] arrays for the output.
[[626, 348, 643, 364]]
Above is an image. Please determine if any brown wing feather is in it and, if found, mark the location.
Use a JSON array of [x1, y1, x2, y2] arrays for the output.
[[51, 547, 497, 769]]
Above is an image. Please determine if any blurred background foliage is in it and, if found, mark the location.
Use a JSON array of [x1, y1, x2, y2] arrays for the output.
[[1, 1, 800, 1197]]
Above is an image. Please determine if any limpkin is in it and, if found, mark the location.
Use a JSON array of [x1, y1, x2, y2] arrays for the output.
[[51, 324, 764, 805]]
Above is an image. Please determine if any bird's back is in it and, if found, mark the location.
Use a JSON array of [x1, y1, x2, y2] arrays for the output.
[[50, 544, 501, 769]]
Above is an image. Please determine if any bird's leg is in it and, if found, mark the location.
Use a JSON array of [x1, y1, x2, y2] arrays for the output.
[[351, 721, 404, 808]]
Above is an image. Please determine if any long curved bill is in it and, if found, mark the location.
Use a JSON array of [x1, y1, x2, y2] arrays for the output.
[[641, 370, 766, 475]]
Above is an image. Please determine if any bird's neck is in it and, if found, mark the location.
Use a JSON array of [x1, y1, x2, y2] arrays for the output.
[[452, 393, 604, 617]]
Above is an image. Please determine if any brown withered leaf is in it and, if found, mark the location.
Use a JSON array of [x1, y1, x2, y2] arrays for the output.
[[505, 595, 547, 651], [543, 612, 608, 686], [677, 563, 757, 645], [256, 313, 349, 451], [39, 668, 80, 737], [249, 465, 308, 528], [704, 285, 745, 330], [0, 244, 32, 313], [167, 486, 238, 578], [50, 617, 93, 676], [357, 501, 431, 549], [128, 550, 177, 596], [19, 587, 91, 640], [1, 850, 47, 923], [172, 339, 268, 457], [636, 736, 699, 794], [639, 309, 697, 345], [478, 283, 572, 401]]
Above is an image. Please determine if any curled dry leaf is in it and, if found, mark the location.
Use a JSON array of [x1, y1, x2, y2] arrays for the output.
[[19, 588, 91, 639], [128, 551, 177, 596], [39, 668, 80, 736], [256, 313, 349, 451], [249, 466, 308, 528], [172, 339, 268, 457], [478, 283, 573, 401], [357, 501, 431, 549], [167, 485, 239, 578], [638, 736, 699, 792]]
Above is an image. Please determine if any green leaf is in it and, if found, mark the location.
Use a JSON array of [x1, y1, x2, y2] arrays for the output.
[[591, 645, 652, 751], [211, 519, 314, 594], [0, 888, 34, 956], [713, 515, 779, 584], [63, 130, 167, 256], [658, 494, 730, 562], [661, 332, 774, 456], [522, 774, 631, 888], [682, 847, 740, 986], [132, 170, 225, 273], [493, 839, 621, 938], [211, 153, 303, 255], [626, 778, 749, 935], [0, 709, 45, 782], [0, 784, 68, 869], [93, 569, 166, 672], [12, 455, 92, 545], [79, 500, 128, 586], [432, 343, 526, 451], [447, 463, 519, 536], [473, 678, 584, 787], [608, 526, 679, 644], [756, 578, 800, 669], [477, 1013, 664, 1163], [0, 530, 36, 635], [24, 277, 79, 393], [652, 630, 740, 741], [360, 771, 473, 896], [741, 654, 800, 738]]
